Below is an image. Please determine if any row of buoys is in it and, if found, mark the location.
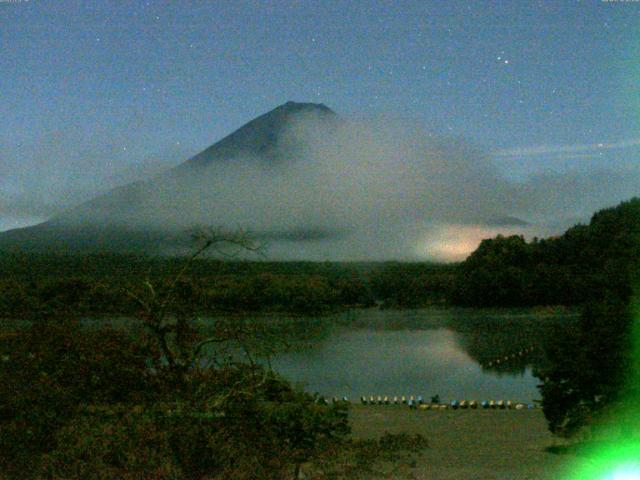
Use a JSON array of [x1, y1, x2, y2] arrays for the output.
[[315, 396, 537, 410], [360, 395, 426, 405], [357, 396, 536, 410], [485, 346, 537, 368]]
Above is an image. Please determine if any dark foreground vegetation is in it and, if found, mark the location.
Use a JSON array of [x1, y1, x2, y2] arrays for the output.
[[0, 233, 427, 479]]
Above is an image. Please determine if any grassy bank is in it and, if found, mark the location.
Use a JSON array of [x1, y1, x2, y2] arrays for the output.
[[349, 406, 570, 480]]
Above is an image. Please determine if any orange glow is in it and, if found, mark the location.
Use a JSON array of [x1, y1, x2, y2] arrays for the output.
[[419, 224, 528, 262]]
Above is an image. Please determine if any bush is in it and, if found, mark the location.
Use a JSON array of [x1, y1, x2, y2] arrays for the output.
[[0, 320, 153, 477]]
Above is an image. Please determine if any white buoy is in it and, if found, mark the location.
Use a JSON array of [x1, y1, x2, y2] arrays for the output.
[[497, 400, 505, 409], [393, 396, 399, 404]]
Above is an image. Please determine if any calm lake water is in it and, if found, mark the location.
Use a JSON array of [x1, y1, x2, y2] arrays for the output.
[[76, 307, 576, 403], [263, 308, 576, 403]]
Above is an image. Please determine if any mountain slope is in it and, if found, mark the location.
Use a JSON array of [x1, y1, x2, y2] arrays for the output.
[[0, 102, 338, 253]]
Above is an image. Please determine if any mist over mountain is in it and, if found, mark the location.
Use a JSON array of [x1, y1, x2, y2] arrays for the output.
[[1, 101, 638, 260]]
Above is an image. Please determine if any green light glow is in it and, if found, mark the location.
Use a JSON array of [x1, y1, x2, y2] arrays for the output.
[[561, 279, 640, 480], [563, 440, 640, 480], [603, 464, 640, 480]]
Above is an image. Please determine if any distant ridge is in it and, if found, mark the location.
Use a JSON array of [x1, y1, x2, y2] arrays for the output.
[[486, 216, 529, 227]]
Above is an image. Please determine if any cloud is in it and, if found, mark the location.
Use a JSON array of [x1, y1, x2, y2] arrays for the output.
[[56, 114, 524, 260], [0, 124, 186, 221], [2, 110, 638, 260], [494, 137, 640, 159]]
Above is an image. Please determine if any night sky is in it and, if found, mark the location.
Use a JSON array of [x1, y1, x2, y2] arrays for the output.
[[1, 1, 639, 244]]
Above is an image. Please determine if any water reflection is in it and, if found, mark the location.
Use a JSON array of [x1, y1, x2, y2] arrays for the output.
[[265, 308, 577, 402]]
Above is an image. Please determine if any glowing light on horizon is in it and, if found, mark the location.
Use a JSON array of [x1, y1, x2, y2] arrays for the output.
[[418, 224, 529, 262]]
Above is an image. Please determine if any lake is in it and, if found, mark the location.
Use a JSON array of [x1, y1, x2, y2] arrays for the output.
[[260, 308, 577, 403], [76, 307, 576, 404]]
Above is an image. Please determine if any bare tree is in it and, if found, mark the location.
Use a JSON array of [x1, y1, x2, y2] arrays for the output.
[[124, 227, 264, 385]]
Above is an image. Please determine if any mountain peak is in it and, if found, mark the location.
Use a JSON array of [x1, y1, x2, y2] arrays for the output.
[[278, 101, 333, 114], [180, 101, 336, 170]]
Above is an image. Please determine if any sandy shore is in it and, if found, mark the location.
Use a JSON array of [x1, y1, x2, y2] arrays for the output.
[[349, 405, 574, 480]]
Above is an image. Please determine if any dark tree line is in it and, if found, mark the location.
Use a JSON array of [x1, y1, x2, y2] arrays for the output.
[[451, 198, 640, 308], [452, 198, 640, 437]]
